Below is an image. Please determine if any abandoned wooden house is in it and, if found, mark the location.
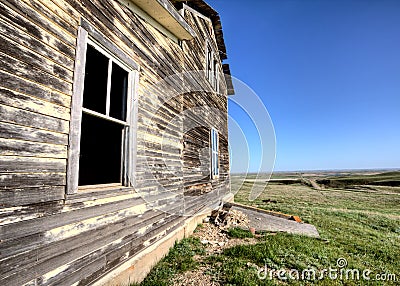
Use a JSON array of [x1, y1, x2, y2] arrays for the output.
[[0, 0, 234, 284]]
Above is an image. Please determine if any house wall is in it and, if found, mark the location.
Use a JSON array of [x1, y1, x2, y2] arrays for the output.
[[181, 8, 230, 210], [0, 0, 230, 285]]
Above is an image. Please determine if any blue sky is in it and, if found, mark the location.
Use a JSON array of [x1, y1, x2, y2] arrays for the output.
[[208, 0, 400, 172]]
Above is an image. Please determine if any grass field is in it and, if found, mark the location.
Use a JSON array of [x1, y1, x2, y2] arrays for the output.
[[137, 170, 400, 285]]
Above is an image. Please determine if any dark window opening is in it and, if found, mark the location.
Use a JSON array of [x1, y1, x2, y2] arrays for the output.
[[110, 62, 128, 121], [82, 45, 108, 114], [78, 42, 131, 187], [206, 44, 212, 82], [79, 113, 124, 185]]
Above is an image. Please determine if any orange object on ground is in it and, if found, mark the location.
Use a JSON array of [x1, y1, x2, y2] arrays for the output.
[[291, 215, 302, 223]]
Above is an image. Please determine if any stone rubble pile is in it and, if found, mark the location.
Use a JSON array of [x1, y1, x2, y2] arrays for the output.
[[211, 207, 250, 230], [196, 208, 251, 251]]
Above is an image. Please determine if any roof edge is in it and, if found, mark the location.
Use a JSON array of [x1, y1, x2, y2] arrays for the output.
[[128, 0, 196, 40], [223, 64, 235, 95]]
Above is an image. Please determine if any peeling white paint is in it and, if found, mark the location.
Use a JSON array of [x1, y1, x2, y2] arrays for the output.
[[62, 193, 140, 212], [41, 264, 70, 283], [45, 204, 147, 241]]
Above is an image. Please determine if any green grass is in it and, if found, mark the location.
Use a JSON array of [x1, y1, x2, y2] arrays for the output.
[[230, 178, 400, 285], [227, 227, 255, 239], [133, 237, 205, 286], [136, 172, 400, 285]]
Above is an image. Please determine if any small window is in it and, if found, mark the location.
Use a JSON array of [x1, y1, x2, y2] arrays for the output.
[[79, 40, 132, 186], [213, 59, 219, 93], [206, 42, 213, 84], [211, 128, 219, 178], [205, 41, 220, 92]]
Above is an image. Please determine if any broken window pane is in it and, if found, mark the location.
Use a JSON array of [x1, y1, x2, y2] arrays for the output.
[[82, 45, 108, 114], [110, 62, 128, 121]]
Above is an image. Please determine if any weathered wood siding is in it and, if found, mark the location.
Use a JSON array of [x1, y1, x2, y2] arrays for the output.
[[181, 8, 230, 204], [0, 0, 230, 284]]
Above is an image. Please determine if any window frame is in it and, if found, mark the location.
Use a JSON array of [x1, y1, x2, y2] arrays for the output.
[[67, 22, 139, 194], [205, 40, 220, 92], [205, 41, 214, 85], [210, 128, 219, 179], [82, 38, 132, 126], [214, 59, 220, 93]]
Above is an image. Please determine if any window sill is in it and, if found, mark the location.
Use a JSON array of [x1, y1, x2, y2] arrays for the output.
[[65, 184, 136, 204]]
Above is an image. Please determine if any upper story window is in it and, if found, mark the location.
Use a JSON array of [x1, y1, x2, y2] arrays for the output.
[[206, 42, 213, 83], [213, 59, 219, 93], [205, 41, 219, 92]]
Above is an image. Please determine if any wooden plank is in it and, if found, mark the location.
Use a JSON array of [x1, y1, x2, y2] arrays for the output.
[[0, 138, 68, 158], [0, 86, 70, 121], [35, 0, 79, 29], [0, 51, 72, 96], [0, 173, 66, 189], [20, 0, 77, 35], [0, 196, 144, 241], [0, 69, 71, 107], [0, 186, 65, 207], [0, 208, 160, 265], [0, 192, 139, 230], [0, 1, 75, 58], [65, 187, 135, 204], [0, 122, 68, 146], [0, 209, 164, 281], [41, 212, 182, 286], [0, 104, 69, 134], [0, 33, 73, 85], [66, 26, 87, 195], [0, 17, 74, 67], [39, 0, 81, 24], [2, 0, 76, 46], [0, 156, 66, 173]]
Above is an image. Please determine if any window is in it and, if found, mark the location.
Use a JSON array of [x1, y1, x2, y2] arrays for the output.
[[213, 59, 219, 93], [79, 41, 133, 186], [205, 41, 220, 92], [211, 128, 219, 178], [206, 42, 213, 84], [67, 23, 139, 194]]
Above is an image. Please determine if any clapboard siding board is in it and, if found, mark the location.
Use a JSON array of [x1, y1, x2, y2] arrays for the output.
[[0, 156, 66, 173], [0, 0, 231, 285], [0, 69, 72, 107], [0, 33, 73, 84], [0, 121, 68, 145], [0, 104, 69, 134], [0, 2, 76, 59], [0, 186, 65, 207], [0, 138, 68, 159], [0, 86, 70, 121], [0, 51, 72, 96], [0, 0, 76, 47], [0, 172, 66, 189], [0, 17, 74, 67]]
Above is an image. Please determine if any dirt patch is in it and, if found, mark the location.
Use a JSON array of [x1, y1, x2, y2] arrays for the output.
[[173, 265, 219, 286], [172, 210, 258, 286]]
